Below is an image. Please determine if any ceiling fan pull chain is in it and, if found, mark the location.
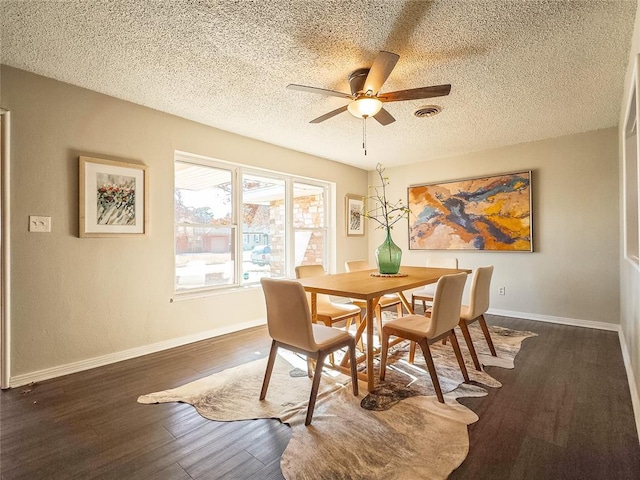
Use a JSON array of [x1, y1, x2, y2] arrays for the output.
[[363, 116, 367, 155]]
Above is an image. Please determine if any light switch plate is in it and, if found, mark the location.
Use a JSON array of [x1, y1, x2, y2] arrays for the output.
[[29, 216, 51, 233]]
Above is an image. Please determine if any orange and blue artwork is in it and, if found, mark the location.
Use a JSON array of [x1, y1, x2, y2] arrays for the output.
[[408, 171, 532, 251]]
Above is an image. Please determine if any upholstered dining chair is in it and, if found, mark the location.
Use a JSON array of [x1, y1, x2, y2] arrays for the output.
[[344, 260, 404, 342], [457, 265, 497, 371], [411, 257, 459, 312], [259, 277, 358, 426], [294, 265, 362, 330], [380, 272, 469, 403]]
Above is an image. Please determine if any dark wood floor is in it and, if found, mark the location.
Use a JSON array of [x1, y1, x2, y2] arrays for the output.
[[1, 315, 639, 479]]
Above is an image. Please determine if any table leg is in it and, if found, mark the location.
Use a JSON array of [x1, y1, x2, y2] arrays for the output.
[[310, 293, 318, 323], [366, 298, 375, 392], [396, 291, 414, 315]]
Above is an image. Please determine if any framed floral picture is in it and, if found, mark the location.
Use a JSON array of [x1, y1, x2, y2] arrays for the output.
[[79, 156, 149, 237], [345, 194, 365, 236]]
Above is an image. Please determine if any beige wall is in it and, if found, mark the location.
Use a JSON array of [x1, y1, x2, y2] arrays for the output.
[[0, 66, 368, 380], [368, 128, 620, 324], [0, 63, 627, 388], [619, 0, 640, 427]]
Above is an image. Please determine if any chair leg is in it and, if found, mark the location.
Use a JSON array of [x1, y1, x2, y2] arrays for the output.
[[417, 339, 444, 403], [340, 318, 365, 369], [351, 315, 367, 353], [328, 353, 335, 366], [355, 314, 364, 352], [449, 330, 470, 382], [409, 340, 416, 364], [379, 329, 390, 381], [411, 295, 416, 312], [305, 352, 326, 426], [345, 312, 359, 331], [348, 340, 359, 396], [345, 315, 353, 331], [307, 357, 313, 378], [459, 320, 482, 371], [320, 318, 336, 365], [396, 302, 403, 318], [478, 315, 497, 356], [348, 312, 364, 351], [260, 340, 278, 400]]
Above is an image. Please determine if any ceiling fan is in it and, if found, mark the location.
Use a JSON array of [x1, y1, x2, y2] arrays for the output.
[[287, 51, 451, 126]]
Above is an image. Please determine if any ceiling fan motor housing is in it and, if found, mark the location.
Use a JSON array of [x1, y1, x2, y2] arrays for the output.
[[348, 68, 370, 96]]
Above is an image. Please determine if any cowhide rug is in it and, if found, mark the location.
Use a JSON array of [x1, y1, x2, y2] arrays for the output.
[[138, 323, 536, 480]]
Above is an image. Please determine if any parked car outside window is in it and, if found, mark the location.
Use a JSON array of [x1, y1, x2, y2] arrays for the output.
[[251, 245, 271, 266]]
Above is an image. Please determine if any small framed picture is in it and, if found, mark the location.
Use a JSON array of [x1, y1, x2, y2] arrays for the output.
[[345, 194, 365, 236], [79, 156, 149, 237]]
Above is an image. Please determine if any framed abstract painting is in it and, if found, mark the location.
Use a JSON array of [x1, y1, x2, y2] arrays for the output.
[[408, 171, 532, 251], [79, 156, 149, 237]]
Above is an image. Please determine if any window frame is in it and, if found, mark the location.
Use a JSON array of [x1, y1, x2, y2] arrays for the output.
[[174, 154, 239, 293], [623, 54, 640, 269], [174, 151, 333, 297], [291, 180, 330, 270]]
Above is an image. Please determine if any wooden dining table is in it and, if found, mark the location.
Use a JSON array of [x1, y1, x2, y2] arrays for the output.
[[296, 265, 471, 392]]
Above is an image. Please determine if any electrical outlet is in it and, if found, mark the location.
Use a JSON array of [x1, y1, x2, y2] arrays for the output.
[[29, 216, 51, 233], [498, 286, 506, 295]]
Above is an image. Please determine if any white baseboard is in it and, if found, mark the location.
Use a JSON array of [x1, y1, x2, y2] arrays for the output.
[[6, 310, 622, 388], [488, 308, 620, 331], [8, 318, 267, 388], [618, 329, 640, 442], [7, 304, 637, 443]]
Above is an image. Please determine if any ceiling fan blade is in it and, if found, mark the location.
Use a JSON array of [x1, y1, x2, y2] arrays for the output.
[[373, 108, 395, 126], [309, 105, 349, 123], [287, 84, 352, 99], [363, 51, 400, 94], [378, 84, 452, 102]]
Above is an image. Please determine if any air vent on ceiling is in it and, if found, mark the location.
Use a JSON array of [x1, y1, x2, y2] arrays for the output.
[[414, 105, 442, 118]]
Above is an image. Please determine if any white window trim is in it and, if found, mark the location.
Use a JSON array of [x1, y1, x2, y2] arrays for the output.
[[623, 55, 640, 270]]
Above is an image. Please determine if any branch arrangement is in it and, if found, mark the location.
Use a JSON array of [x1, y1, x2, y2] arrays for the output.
[[361, 163, 410, 230]]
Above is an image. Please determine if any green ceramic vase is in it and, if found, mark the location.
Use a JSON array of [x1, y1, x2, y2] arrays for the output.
[[376, 227, 402, 274]]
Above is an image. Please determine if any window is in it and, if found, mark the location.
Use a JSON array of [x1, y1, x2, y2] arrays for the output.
[[624, 55, 640, 266], [293, 182, 327, 266], [174, 152, 332, 293], [175, 161, 236, 289], [242, 173, 285, 283]]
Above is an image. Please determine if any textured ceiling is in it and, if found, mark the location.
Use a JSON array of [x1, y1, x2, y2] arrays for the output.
[[0, 0, 636, 169]]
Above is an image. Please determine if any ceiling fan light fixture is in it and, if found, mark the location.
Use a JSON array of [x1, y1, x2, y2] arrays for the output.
[[347, 97, 383, 119]]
